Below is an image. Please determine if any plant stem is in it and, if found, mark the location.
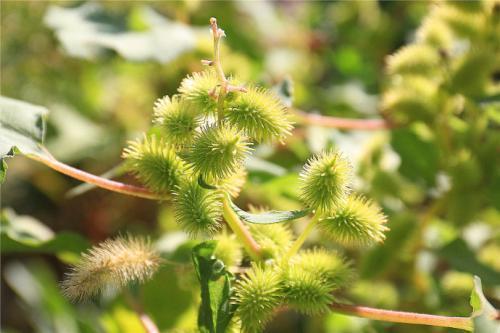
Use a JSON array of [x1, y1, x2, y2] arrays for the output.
[[124, 290, 160, 333], [29, 152, 165, 200], [285, 213, 320, 259], [293, 109, 392, 130], [222, 194, 262, 261], [210, 17, 228, 123], [330, 302, 473, 331]]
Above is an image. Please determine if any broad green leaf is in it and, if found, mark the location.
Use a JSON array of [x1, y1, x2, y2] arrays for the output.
[[470, 276, 500, 333], [1, 209, 89, 256], [0, 96, 50, 183], [439, 238, 500, 287], [192, 241, 236, 333], [229, 200, 310, 224]]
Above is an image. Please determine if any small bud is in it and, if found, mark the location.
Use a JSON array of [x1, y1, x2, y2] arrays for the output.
[[214, 231, 243, 271], [61, 235, 161, 302], [226, 86, 293, 142], [153, 95, 201, 147], [173, 179, 223, 237], [122, 135, 187, 193], [184, 124, 252, 181], [249, 222, 294, 259], [234, 265, 283, 333], [299, 150, 352, 214], [318, 195, 388, 246]]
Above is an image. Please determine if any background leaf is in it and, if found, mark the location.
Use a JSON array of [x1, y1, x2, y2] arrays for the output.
[[0, 96, 50, 182]]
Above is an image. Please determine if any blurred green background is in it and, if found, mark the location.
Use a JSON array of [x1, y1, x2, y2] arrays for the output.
[[1, 1, 499, 332]]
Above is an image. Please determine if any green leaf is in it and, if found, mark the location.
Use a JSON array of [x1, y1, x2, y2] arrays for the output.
[[439, 238, 500, 287], [470, 276, 500, 333], [0, 96, 50, 183], [1, 209, 89, 256], [192, 241, 236, 333], [229, 200, 310, 224]]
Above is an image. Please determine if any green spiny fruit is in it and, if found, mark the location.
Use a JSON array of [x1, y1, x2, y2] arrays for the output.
[[381, 76, 438, 124], [234, 265, 284, 333], [61, 235, 161, 302], [173, 179, 223, 237], [226, 86, 293, 142], [208, 166, 247, 198], [416, 15, 453, 47], [248, 222, 294, 259], [122, 135, 187, 193], [449, 49, 496, 97], [386, 44, 440, 76], [435, 4, 486, 39], [185, 124, 252, 181], [153, 95, 201, 146], [178, 69, 219, 114], [292, 248, 352, 288], [282, 265, 334, 315], [299, 150, 352, 214], [214, 230, 243, 270], [318, 195, 388, 246]]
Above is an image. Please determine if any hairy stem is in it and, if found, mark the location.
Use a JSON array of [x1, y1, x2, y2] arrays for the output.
[[285, 213, 320, 259], [222, 194, 262, 261], [29, 152, 165, 200], [210, 17, 228, 123], [293, 109, 392, 130], [330, 302, 473, 331]]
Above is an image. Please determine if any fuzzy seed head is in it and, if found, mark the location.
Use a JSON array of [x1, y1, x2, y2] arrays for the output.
[[283, 266, 334, 316], [178, 70, 219, 114], [122, 135, 187, 193], [153, 95, 201, 146], [292, 249, 352, 289], [61, 235, 161, 302], [299, 150, 352, 214], [185, 125, 252, 181], [318, 195, 388, 246], [226, 86, 293, 142], [173, 179, 223, 237], [234, 265, 284, 333]]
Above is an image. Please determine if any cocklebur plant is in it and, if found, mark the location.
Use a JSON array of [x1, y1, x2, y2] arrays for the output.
[[50, 15, 496, 333]]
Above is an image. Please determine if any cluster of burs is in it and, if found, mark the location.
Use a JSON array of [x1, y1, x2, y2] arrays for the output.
[[122, 55, 388, 332], [382, 1, 499, 125]]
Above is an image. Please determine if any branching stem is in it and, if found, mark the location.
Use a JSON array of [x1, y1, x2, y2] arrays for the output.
[[222, 194, 262, 261], [330, 302, 473, 331], [29, 151, 165, 200], [293, 109, 392, 130], [285, 213, 320, 259]]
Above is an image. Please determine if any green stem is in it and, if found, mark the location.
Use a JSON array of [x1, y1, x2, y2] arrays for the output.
[[210, 17, 228, 123], [330, 302, 473, 331], [29, 151, 165, 200], [285, 213, 320, 259], [222, 194, 262, 261]]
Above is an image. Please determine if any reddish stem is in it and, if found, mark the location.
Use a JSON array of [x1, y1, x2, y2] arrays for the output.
[[330, 302, 472, 331], [29, 152, 164, 200], [294, 110, 392, 130]]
